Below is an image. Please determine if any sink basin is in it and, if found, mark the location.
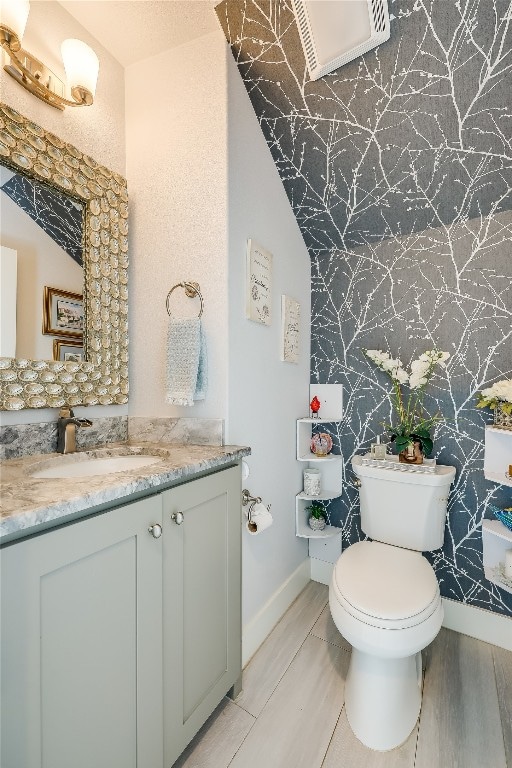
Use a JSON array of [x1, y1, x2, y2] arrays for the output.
[[31, 455, 163, 479]]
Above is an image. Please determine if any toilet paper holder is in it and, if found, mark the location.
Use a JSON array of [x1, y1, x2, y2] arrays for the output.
[[242, 488, 271, 522]]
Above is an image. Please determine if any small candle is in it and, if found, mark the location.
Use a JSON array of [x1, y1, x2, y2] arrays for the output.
[[304, 468, 321, 496], [505, 549, 512, 581]]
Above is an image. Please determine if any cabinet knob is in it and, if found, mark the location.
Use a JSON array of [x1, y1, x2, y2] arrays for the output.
[[171, 511, 184, 525], [148, 523, 163, 538]]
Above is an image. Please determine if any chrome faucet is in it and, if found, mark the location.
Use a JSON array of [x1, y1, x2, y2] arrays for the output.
[[57, 407, 93, 454]]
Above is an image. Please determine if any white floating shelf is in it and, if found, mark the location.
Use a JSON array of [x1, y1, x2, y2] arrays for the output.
[[484, 471, 512, 487], [484, 426, 512, 486], [297, 490, 342, 501], [482, 519, 512, 595], [297, 452, 341, 463], [486, 426, 512, 435], [295, 384, 344, 540], [482, 519, 512, 542], [296, 523, 342, 539], [298, 417, 342, 424]]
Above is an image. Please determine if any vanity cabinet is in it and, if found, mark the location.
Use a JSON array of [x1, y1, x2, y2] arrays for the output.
[[162, 466, 242, 767], [0, 465, 242, 768], [1, 493, 164, 768]]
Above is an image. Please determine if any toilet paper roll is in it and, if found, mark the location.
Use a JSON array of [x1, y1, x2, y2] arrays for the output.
[[247, 502, 273, 535]]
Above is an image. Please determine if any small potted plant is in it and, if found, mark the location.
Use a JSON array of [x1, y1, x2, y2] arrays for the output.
[[306, 500, 327, 531]]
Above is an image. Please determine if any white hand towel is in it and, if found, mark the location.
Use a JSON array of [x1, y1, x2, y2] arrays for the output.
[[166, 317, 208, 406]]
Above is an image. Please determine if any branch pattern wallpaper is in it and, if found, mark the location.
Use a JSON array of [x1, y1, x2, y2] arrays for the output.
[[218, 0, 512, 615], [1, 169, 83, 264]]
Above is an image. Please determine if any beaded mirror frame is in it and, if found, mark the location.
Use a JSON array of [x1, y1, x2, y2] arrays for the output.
[[0, 103, 129, 410]]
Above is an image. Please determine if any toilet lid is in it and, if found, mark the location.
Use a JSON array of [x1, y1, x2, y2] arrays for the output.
[[333, 541, 440, 626]]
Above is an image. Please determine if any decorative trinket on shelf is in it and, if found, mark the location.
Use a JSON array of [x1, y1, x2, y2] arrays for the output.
[[310, 396, 321, 418], [310, 432, 333, 457], [476, 379, 512, 431], [365, 347, 450, 465]]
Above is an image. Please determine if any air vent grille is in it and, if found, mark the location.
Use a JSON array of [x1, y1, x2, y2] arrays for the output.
[[293, 1, 318, 71], [372, 0, 386, 33]]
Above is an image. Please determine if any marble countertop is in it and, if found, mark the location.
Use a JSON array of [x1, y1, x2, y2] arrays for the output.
[[0, 442, 250, 544]]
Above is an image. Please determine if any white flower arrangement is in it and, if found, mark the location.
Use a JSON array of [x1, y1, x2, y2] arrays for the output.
[[476, 379, 512, 415], [365, 347, 450, 455]]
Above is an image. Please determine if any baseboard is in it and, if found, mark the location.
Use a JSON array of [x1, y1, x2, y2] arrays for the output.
[[310, 557, 333, 586], [242, 558, 311, 667], [441, 598, 512, 652], [310, 559, 512, 651]]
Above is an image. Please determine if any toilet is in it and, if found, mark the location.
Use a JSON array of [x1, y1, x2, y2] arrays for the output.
[[329, 455, 456, 751]]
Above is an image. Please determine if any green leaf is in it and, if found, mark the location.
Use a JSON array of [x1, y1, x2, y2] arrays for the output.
[[421, 438, 433, 455], [414, 427, 431, 439], [395, 436, 410, 452]]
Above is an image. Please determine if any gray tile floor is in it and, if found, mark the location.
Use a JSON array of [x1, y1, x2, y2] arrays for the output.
[[173, 582, 512, 768]]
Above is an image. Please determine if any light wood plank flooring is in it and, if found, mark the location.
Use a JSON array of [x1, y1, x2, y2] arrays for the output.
[[173, 583, 512, 768]]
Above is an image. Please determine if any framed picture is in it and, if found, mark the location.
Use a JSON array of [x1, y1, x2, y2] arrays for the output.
[[246, 239, 272, 325], [43, 286, 83, 339], [281, 295, 300, 363], [53, 339, 84, 363]]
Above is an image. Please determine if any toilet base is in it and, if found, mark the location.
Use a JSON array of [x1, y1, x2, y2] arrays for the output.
[[345, 648, 422, 751]]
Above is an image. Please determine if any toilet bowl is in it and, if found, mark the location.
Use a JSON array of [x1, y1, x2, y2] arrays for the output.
[[330, 541, 443, 750], [329, 456, 455, 751]]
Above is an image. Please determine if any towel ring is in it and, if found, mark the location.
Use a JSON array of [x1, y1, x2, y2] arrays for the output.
[[166, 281, 204, 318]]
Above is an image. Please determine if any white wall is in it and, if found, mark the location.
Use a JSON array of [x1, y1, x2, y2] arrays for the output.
[[126, 23, 312, 651], [125, 32, 229, 421], [0, 0, 127, 426], [226, 52, 311, 637]]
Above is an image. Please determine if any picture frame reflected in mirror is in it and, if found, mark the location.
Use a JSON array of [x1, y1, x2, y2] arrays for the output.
[[43, 286, 83, 339]]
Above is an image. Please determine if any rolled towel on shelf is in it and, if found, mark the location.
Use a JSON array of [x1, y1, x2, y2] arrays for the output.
[[166, 317, 208, 406]]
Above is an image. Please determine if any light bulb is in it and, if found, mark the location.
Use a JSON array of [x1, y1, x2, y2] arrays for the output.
[[61, 38, 99, 98], [0, 0, 30, 42]]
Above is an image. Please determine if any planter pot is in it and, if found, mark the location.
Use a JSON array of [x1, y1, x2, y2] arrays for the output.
[[494, 406, 512, 431], [308, 515, 326, 531], [398, 441, 424, 465]]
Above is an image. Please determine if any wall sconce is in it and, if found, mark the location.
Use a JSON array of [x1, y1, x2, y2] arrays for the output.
[[0, 0, 99, 110]]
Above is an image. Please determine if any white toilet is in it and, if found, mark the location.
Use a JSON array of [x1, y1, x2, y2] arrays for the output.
[[329, 455, 456, 751]]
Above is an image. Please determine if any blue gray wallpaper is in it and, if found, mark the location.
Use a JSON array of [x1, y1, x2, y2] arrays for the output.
[[1, 169, 83, 264], [218, 0, 512, 616]]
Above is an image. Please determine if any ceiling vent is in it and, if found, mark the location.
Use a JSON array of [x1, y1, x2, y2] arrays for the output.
[[292, 0, 391, 80]]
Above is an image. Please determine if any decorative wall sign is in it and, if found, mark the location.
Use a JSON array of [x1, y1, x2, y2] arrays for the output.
[[281, 295, 300, 363], [246, 239, 272, 325], [43, 286, 83, 339]]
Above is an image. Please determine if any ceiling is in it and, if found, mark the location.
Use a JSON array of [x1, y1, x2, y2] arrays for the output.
[[57, 0, 220, 67]]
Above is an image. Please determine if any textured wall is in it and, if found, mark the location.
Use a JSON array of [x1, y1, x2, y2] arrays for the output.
[[125, 32, 229, 421], [218, 0, 512, 616]]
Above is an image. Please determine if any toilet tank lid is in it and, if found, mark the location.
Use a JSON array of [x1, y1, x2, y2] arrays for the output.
[[352, 455, 456, 486]]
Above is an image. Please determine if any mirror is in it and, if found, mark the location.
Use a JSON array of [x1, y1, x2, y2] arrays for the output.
[[0, 102, 129, 410], [1, 161, 85, 361]]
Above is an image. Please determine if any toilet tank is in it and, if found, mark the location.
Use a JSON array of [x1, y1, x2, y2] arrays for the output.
[[352, 456, 456, 551]]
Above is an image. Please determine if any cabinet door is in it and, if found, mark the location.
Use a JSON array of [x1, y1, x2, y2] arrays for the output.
[[162, 466, 241, 766], [1, 495, 163, 768]]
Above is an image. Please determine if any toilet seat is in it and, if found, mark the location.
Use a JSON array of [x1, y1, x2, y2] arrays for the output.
[[332, 541, 440, 630]]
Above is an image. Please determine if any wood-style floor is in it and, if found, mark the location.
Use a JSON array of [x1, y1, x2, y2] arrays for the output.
[[173, 582, 512, 768]]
